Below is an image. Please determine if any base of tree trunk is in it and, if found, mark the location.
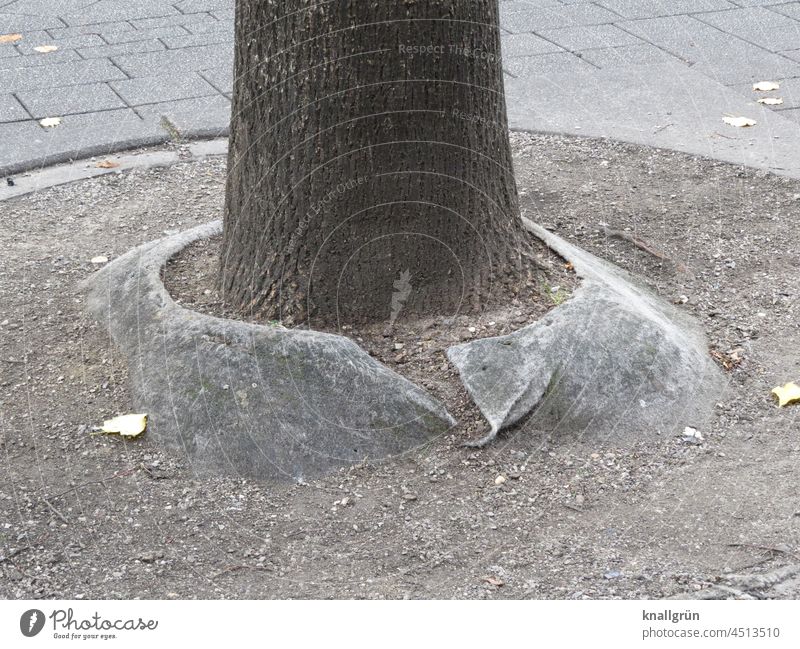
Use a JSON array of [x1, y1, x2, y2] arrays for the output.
[[84, 211, 723, 480]]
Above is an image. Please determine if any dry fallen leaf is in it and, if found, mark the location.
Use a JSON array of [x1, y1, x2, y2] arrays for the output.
[[93, 413, 148, 437], [482, 575, 505, 587], [771, 382, 800, 408], [722, 115, 756, 128], [33, 45, 58, 53], [95, 160, 120, 169], [0, 33, 22, 44], [757, 97, 784, 106], [753, 81, 780, 92], [39, 117, 62, 128]]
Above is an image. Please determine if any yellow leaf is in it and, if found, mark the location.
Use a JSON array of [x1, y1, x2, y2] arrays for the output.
[[95, 160, 120, 169], [0, 33, 22, 44], [39, 117, 61, 128], [753, 81, 780, 92], [33, 45, 58, 53], [757, 97, 783, 106], [772, 383, 800, 408], [722, 115, 756, 128], [95, 413, 148, 437]]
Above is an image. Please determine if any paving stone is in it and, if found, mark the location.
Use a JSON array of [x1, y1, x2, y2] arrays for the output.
[[771, 3, 800, 20], [579, 43, 684, 67], [130, 12, 220, 31], [61, 0, 179, 27], [111, 72, 219, 106], [500, 4, 620, 33], [505, 51, 597, 77], [501, 33, 564, 57], [695, 7, 800, 52], [184, 18, 233, 35], [113, 43, 232, 77], [160, 30, 231, 49], [138, 94, 230, 138], [2, 0, 97, 15], [100, 25, 189, 44], [47, 21, 135, 39], [0, 93, 28, 122], [0, 12, 64, 32], [174, 0, 232, 11], [210, 9, 234, 21], [77, 39, 166, 59], [14, 32, 104, 54], [779, 106, 800, 123], [0, 108, 166, 176], [0, 49, 82, 70], [199, 65, 233, 94], [0, 44, 19, 59], [596, 0, 736, 20], [539, 24, 644, 50], [16, 82, 125, 119], [0, 58, 127, 92]]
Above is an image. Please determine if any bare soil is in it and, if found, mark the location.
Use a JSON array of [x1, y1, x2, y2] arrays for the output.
[[2, 133, 800, 600]]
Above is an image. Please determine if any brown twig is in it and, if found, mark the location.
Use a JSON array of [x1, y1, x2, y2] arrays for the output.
[[602, 226, 687, 272]]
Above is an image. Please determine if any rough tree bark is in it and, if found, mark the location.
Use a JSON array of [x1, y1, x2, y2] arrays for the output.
[[221, 0, 536, 326]]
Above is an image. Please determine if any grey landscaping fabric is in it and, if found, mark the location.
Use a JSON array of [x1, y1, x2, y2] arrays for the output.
[[447, 217, 726, 446], [81, 219, 455, 482]]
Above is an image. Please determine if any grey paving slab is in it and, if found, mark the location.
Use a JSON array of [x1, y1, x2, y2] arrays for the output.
[[0, 92, 28, 122], [111, 72, 220, 106], [779, 106, 800, 122], [620, 13, 800, 82], [597, 0, 737, 20], [112, 43, 232, 77], [501, 33, 565, 57], [130, 12, 220, 31], [100, 25, 190, 44], [77, 39, 167, 59], [504, 60, 800, 179], [47, 21, 135, 39], [174, 0, 232, 11], [2, 0, 96, 15], [0, 49, 82, 70], [60, 0, 179, 27], [210, 9, 233, 22], [184, 18, 233, 35], [695, 6, 800, 52], [0, 58, 127, 92], [771, 3, 800, 20], [199, 65, 232, 95], [137, 94, 230, 138], [14, 32, 104, 54], [539, 24, 644, 50], [16, 82, 126, 119], [0, 12, 64, 31], [0, 109, 167, 176], [160, 30, 231, 49], [0, 44, 18, 59], [578, 43, 684, 67], [501, 4, 620, 33], [505, 51, 597, 77]]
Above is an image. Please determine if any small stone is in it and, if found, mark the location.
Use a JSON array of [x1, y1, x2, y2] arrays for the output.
[[90, 255, 109, 265], [402, 493, 417, 501], [394, 342, 404, 350], [494, 475, 506, 485]]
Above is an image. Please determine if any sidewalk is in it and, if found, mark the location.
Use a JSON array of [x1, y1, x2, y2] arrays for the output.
[[2, 0, 800, 175]]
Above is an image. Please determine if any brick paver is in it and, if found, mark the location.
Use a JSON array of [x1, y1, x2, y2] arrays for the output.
[[1, 0, 800, 174]]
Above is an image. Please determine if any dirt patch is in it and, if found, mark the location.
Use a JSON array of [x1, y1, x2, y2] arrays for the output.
[[2, 134, 800, 599]]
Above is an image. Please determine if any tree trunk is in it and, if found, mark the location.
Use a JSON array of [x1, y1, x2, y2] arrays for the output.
[[221, 0, 534, 326]]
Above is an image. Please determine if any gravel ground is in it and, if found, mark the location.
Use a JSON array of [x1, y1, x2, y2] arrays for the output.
[[1, 134, 800, 600]]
